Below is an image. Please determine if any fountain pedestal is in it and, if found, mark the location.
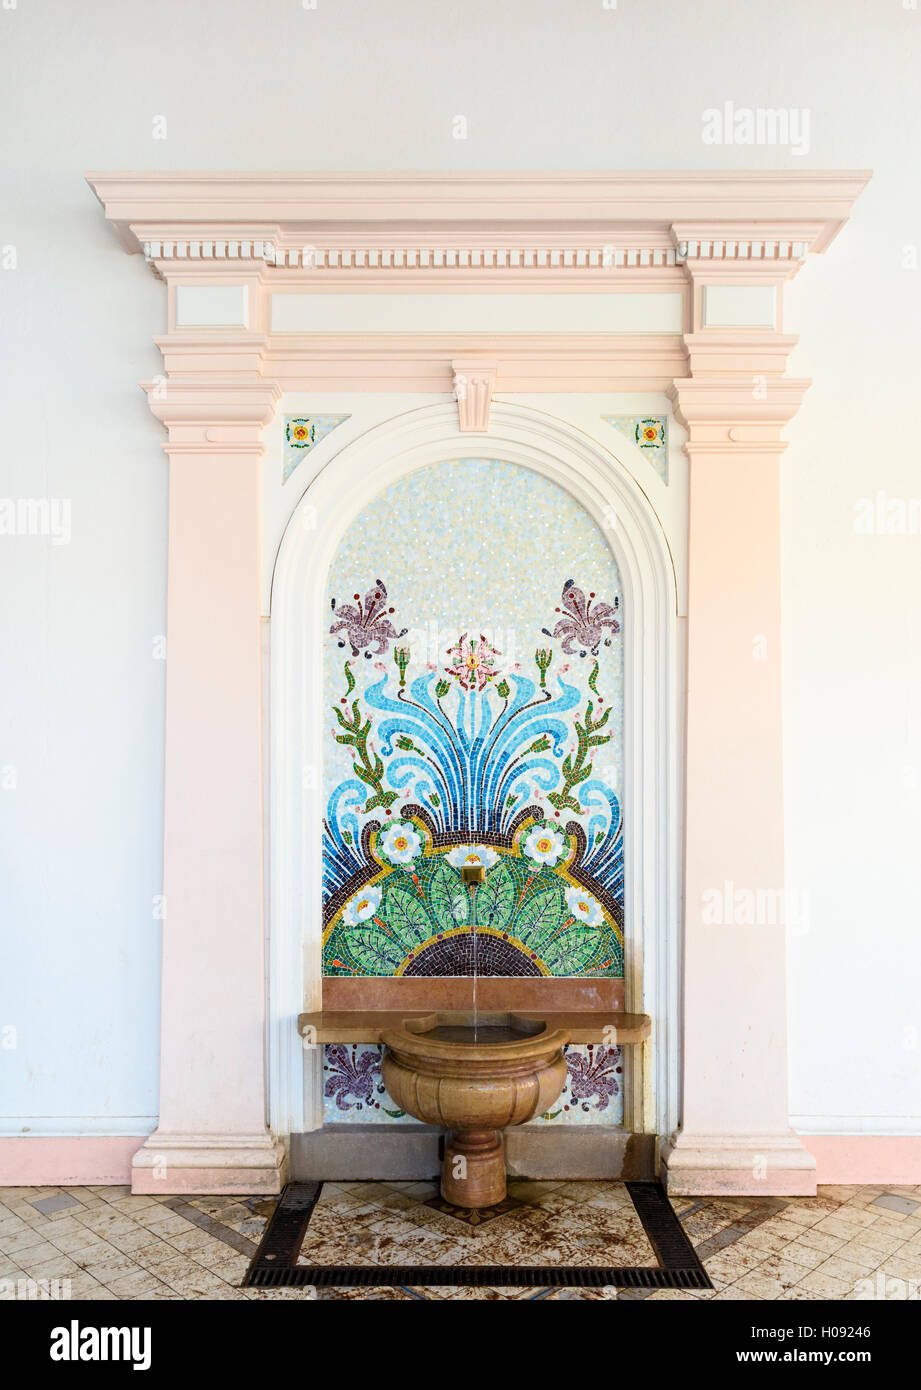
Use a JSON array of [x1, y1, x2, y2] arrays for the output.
[[380, 1012, 569, 1208], [443, 1128, 506, 1207]]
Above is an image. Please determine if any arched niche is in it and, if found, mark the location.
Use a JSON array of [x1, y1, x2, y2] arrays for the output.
[[269, 403, 680, 1145]]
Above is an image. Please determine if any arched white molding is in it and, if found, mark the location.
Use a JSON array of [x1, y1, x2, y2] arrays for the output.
[[268, 402, 680, 1146]]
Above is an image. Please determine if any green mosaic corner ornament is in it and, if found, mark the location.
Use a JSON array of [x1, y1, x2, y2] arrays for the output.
[[283, 415, 350, 482], [603, 414, 668, 483]]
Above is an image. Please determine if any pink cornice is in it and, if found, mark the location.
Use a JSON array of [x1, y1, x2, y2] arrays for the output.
[[87, 170, 871, 256], [86, 171, 869, 414]]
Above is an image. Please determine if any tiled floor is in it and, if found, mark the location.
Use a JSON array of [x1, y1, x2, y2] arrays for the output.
[[1, 1181, 919, 1302]]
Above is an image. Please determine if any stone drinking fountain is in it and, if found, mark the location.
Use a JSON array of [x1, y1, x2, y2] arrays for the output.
[[380, 1010, 569, 1207]]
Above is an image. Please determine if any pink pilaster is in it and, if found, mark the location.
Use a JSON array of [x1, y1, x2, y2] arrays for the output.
[[130, 382, 286, 1194], [662, 247, 816, 1194]]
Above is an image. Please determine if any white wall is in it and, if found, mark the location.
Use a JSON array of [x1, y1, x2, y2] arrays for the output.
[[2, 0, 919, 1137]]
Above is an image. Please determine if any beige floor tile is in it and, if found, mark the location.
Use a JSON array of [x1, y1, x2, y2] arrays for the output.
[[60, 1271, 111, 1299], [832, 1240, 890, 1273], [878, 1252, 921, 1281], [812, 1213, 878, 1241], [705, 1244, 771, 1277], [733, 1227, 796, 1256], [782, 1239, 833, 1271], [645, 1288, 699, 1300], [752, 1256, 812, 1289], [790, 1226, 846, 1256], [0, 1227, 55, 1257], [384, 1181, 441, 1200], [69, 1238, 122, 1262], [45, 1227, 109, 1256], [243, 1287, 322, 1300], [163, 1228, 224, 1257], [193, 1286, 250, 1300], [584, 1189, 635, 1212], [123, 1240, 182, 1267], [813, 1255, 874, 1287], [552, 1181, 601, 1203], [106, 1195, 165, 1214], [5, 1202, 52, 1221], [779, 1200, 842, 1227], [77, 1254, 146, 1283], [155, 1265, 229, 1297], [203, 1255, 248, 1284], [865, 1209, 918, 1230], [712, 1285, 764, 1300], [22, 1254, 82, 1280], [731, 1271, 794, 1299], [797, 1265, 859, 1297], [849, 1226, 909, 1257], [106, 1270, 174, 1298], [138, 1212, 197, 1237], [12, 1241, 69, 1270], [103, 1227, 165, 1254]]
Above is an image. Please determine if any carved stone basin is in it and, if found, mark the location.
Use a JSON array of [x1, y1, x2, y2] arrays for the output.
[[380, 1011, 569, 1208]]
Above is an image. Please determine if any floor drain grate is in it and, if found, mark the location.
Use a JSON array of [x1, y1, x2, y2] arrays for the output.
[[245, 1263, 710, 1289], [246, 1180, 321, 1272], [242, 1180, 712, 1291]]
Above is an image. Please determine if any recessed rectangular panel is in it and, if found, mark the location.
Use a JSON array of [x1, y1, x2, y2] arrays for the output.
[[701, 283, 776, 328], [174, 283, 249, 328], [271, 291, 683, 333]]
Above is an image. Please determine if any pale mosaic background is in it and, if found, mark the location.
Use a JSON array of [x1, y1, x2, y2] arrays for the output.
[[324, 457, 624, 791]]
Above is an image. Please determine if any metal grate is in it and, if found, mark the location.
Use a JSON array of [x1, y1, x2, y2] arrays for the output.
[[246, 1263, 710, 1289], [242, 1179, 712, 1291], [245, 1181, 321, 1274], [625, 1180, 705, 1269]]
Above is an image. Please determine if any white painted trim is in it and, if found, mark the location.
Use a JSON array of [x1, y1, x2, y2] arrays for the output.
[[792, 1116, 921, 1136], [0, 1117, 157, 1138], [267, 402, 681, 1140]]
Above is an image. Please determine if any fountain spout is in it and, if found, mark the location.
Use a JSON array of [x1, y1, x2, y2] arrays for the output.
[[460, 863, 486, 1040]]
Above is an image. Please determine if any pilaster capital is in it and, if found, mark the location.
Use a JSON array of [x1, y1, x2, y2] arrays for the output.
[[668, 374, 811, 456], [142, 378, 282, 455]]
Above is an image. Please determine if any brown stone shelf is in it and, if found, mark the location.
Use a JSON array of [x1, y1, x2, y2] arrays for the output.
[[322, 976, 625, 1011], [298, 1009, 651, 1046]]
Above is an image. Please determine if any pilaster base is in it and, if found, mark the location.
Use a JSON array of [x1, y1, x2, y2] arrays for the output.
[[661, 1131, 817, 1196], [131, 1131, 287, 1195]]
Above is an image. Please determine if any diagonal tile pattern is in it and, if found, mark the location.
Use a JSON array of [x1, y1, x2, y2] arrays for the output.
[[0, 1182, 919, 1301]]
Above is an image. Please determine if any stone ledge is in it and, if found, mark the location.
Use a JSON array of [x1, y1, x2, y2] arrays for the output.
[[290, 1124, 655, 1182]]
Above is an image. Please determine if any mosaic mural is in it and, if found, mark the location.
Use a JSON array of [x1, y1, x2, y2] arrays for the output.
[[603, 414, 668, 483], [322, 460, 625, 981], [322, 1042, 624, 1127]]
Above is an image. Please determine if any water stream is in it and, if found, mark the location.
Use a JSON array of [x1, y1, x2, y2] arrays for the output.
[[471, 880, 479, 1043]]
